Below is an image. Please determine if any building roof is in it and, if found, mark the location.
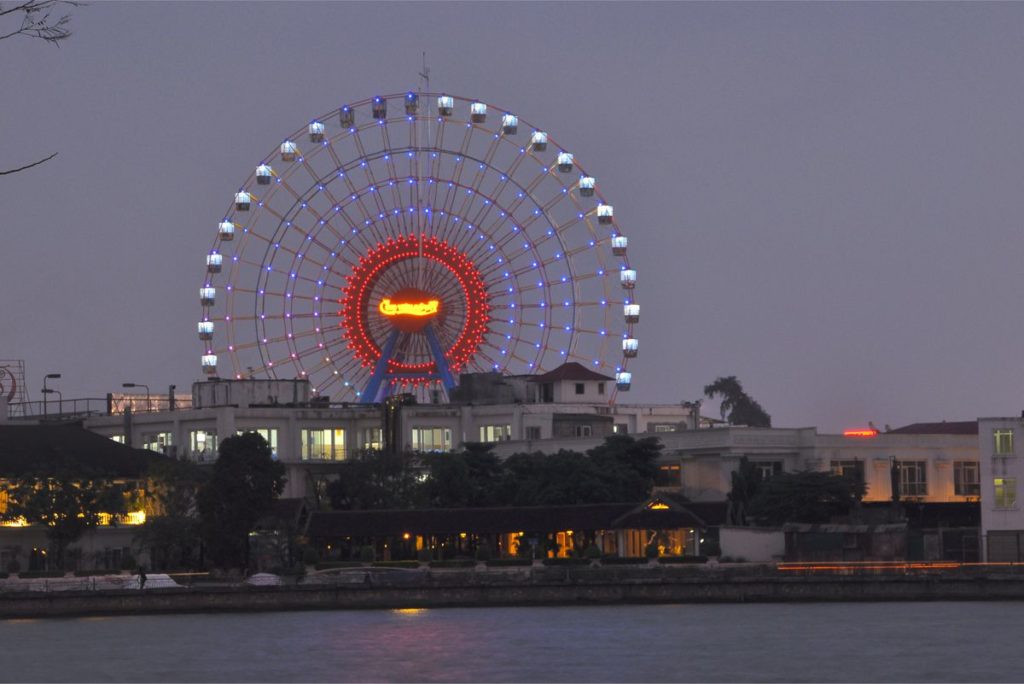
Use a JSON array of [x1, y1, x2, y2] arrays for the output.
[[527, 362, 614, 383], [308, 500, 706, 539], [0, 423, 164, 478], [886, 421, 978, 435]]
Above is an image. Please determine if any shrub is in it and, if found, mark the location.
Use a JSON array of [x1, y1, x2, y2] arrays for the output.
[[583, 544, 602, 560], [474, 545, 493, 562], [372, 560, 420, 569], [644, 544, 660, 559], [301, 547, 320, 566], [358, 545, 376, 563]]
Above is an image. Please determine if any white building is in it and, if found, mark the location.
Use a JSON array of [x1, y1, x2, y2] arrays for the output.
[[979, 416, 1024, 561]]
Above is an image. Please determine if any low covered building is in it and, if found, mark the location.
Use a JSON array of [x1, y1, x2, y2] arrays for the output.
[[307, 497, 707, 561]]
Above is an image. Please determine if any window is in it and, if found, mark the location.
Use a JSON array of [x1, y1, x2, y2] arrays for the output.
[[613, 423, 628, 434], [238, 428, 279, 459], [301, 428, 346, 461], [412, 427, 452, 452], [652, 424, 677, 433], [754, 461, 783, 481], [597, 382, 605, 395], [994, 429, 1015, 456], [525, 426, 541, 440], [189, 430, 218, 460], [573, 424, 592, 438], [141, 432, 172, 453], [360, 428, 383, 451], [899, 461, 927, 497], [110, 435, 125, 444], [995, 478, 1017, 509], [831, 460, 865, 486], [954, 461, 980, 497], [478, 425, 511, 443], [655, 464, 681, 487], [575, 383, 585, 395]]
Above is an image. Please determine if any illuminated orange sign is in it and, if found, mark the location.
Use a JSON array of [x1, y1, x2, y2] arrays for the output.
[[379, 298, 440, 317], [843, 429, 878, 438]]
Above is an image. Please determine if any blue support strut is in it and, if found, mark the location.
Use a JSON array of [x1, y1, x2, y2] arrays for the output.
[[424, 324, 457, 391], [360, 329, 400, 403]]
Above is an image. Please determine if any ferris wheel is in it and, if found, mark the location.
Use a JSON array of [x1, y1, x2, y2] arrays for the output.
[[199, 92, 639, 404]]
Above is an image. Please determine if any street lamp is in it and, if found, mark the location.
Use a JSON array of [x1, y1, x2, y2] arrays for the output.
[[41, 388, 62, 416], [42, 373, 61, 419], [122, 383, 151, 412]]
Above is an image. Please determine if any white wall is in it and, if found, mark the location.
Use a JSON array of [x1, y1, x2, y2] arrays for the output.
[[719, 526, 786, 562]]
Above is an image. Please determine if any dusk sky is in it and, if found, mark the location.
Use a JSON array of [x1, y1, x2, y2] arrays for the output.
[[3, 2, 1023, 432]]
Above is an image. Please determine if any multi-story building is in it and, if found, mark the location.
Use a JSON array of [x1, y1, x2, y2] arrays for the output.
[[979, 416, 1024, 560]]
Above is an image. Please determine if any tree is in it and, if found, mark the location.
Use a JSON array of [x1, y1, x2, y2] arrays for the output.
[[197, 433, 285, 570], [325, 450, 421, 511], [421, 443, 503, 508], [1, 470, 127, 569], [703, 376, 772, 427], [725, 456, 762, 526], [748, 470, 866, 527], [135, 458, 207, 571], [587, 434, 663, 502], [1, 0, 80, 175]]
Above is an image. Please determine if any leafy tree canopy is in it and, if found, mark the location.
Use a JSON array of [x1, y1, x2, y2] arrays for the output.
[[748, 470, 866, 527], [704, 376, 772, 427], [197, 432, 285, 569]]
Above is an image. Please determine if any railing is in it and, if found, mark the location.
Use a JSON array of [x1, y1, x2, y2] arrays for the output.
[[7, 398, 111, 421]]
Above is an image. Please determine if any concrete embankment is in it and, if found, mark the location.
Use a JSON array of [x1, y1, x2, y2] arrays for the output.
[[4, 566, 1024, 619]]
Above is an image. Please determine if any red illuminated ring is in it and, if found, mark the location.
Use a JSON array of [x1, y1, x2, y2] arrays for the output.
[[339, 235, 490, 382]]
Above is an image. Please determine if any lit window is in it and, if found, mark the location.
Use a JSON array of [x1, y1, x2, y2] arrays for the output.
[[110, 435, 125, 444], [995, 477, 1017, 509], [655, 464, 681, 487], [994, 429, 1015, 456], [190, 430, 218, 461], [954, 461, 980, 497], [301, 428, 346, 461], [361, 428, 383, 451], [898, 461, 927, 497], [411, 427, 452, 452], [613, 423, 628, 434], [478, 425, 511, 443], [652, 424, 677, 433], [141, 432, 173, 453]]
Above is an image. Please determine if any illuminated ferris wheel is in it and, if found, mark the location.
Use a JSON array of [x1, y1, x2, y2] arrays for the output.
[[199, 92, 639, 403]]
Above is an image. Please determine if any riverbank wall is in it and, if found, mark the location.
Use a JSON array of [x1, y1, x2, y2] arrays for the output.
[[5, 566, 1024, 618]]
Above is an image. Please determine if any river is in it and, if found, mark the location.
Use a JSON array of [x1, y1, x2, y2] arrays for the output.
[[1, 602, 1017, 682]]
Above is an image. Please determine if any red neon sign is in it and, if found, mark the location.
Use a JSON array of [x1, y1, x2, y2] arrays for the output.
[[843, 429, 878, 438]]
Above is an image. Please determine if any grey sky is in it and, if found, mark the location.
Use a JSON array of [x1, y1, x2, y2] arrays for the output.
[[2, 1, 1022, 431]]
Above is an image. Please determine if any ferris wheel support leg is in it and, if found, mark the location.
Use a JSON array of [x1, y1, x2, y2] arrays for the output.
[[361, 329, 401, 404], [423, 325, 457, 391]]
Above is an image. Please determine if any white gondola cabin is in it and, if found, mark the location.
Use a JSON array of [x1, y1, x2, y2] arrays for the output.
[[623, 338, 639, 358], [438, 95, 454, 116], [405, 92, 418, 115], [198, 321, 214, 340], [339, 105, 354, 127], [579, 176, 596, 197], [531, 131, 548, 151], [200, 287, 216, 307], [502, 113, 518, 135], [557, 152, 574, 173], [470, 101, 487, 123], [201, 354, 218, 375], [611, 235, 628, 256], [308, 121, 325, 142], [372, 96, 387, 120], [624, 303, 640, 324], [620, 269, 636, 289], [218, 220, 235, 241], [256, 164, 273, 185], [597, 204, 614, 224], [280, 141, 297, 162], [234, 191, 251, 211], [206, 252, 223, 274], [616, 371, 632, 391]]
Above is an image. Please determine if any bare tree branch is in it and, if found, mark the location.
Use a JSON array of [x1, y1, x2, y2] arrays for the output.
[[0, 0, 81, 45], [0, 152, 57, 175]]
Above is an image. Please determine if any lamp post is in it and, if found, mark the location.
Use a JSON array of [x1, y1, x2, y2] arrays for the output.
[[122, 383, 151, 413], [41, 388, 62, 416], [42, 373, 61, 419]]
